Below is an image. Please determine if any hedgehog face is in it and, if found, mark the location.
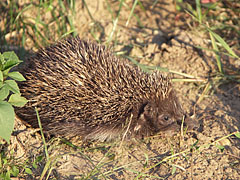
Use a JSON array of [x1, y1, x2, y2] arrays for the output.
[[138, 103, 181, 133], [134, 90, 184, 136]]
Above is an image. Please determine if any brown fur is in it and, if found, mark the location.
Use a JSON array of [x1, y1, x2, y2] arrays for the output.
[[16, 36, 185, 141]]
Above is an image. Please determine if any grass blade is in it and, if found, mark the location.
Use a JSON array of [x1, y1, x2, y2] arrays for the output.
[[106, 0, 124, 44], [126, 0, 138, 26], [195, 0, 202, 23], [209, 29, 239, 59], [208, 29, 223, 74]]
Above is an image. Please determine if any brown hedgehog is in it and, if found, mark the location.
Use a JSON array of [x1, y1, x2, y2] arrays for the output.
[[16, 36, 189, 141]]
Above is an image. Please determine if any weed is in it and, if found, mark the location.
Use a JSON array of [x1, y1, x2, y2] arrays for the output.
[[0, 51, 27, 143], [0, 1, 76, 48]]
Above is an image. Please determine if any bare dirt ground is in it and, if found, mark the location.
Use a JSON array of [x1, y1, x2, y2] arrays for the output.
[[2, 0, 240, 179]]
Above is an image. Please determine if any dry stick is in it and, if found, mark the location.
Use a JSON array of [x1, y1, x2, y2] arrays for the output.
[[193, 81, 211, 114], [120, 113, 133, 148], [179, 115, 185, 149]]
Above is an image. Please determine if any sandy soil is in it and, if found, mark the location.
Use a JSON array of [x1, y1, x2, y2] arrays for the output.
[[1, 0, 240, 179]]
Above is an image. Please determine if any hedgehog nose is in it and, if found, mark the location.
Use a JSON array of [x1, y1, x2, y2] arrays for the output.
[[177, 115, 199, 131], [184, 115, 199, 131]]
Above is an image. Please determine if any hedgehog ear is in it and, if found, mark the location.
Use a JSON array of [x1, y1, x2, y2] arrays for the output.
[[137, 102, 149, 119], [134, 104, 148, 132]]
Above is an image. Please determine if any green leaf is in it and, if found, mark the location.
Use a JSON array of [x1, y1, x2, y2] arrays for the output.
[[2, 51, 20, 62], [2, 51, 20, 71], [235, 132, 240, 138], [8, 93, 28, 107], [3, 158, 8, 165], [171, 165, 177, 175], [36, 155, 44, 162], [32, 155, 43, 169], [176, 5, 181, 11], [32, 161, 37, 169], [10, 165, 19, 177], [5, 170, 11, 180], [8, 71, 26, 81], [143, 153, 149, 168], [0, 101, 15, 143], [0, 71, 3, 82], [0, 85, 10, 100], [4, 80, 20, 94], [24, 167, 33, 175], [0, 53, 4, 69], [215, 144, 225, 152]]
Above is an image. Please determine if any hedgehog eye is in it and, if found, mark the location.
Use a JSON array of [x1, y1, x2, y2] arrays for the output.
[[163, 116, 169, 121]]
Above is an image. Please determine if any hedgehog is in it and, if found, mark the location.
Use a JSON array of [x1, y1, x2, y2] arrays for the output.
[[16, 36, 191, 141]]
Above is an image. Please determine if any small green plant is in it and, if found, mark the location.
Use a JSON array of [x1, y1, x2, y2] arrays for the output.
[[0, 51, 27, 143], [0, 149, 44, 179], [0, 150, 20, 180], [174, 0, 240, 106], [1, 1, 76, 48]]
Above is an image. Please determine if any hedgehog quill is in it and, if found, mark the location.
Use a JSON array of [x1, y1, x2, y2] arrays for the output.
[[16, 36, 189, 141]]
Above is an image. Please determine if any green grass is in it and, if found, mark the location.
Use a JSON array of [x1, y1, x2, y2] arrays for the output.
[[32, 131, 239, 179], [0, 0, 77, 48], [0, 147, 45, 179], [179, 0, 240, 106]]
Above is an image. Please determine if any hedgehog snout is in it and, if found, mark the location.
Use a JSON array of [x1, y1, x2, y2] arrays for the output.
[[177, 115, 199, 131]]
